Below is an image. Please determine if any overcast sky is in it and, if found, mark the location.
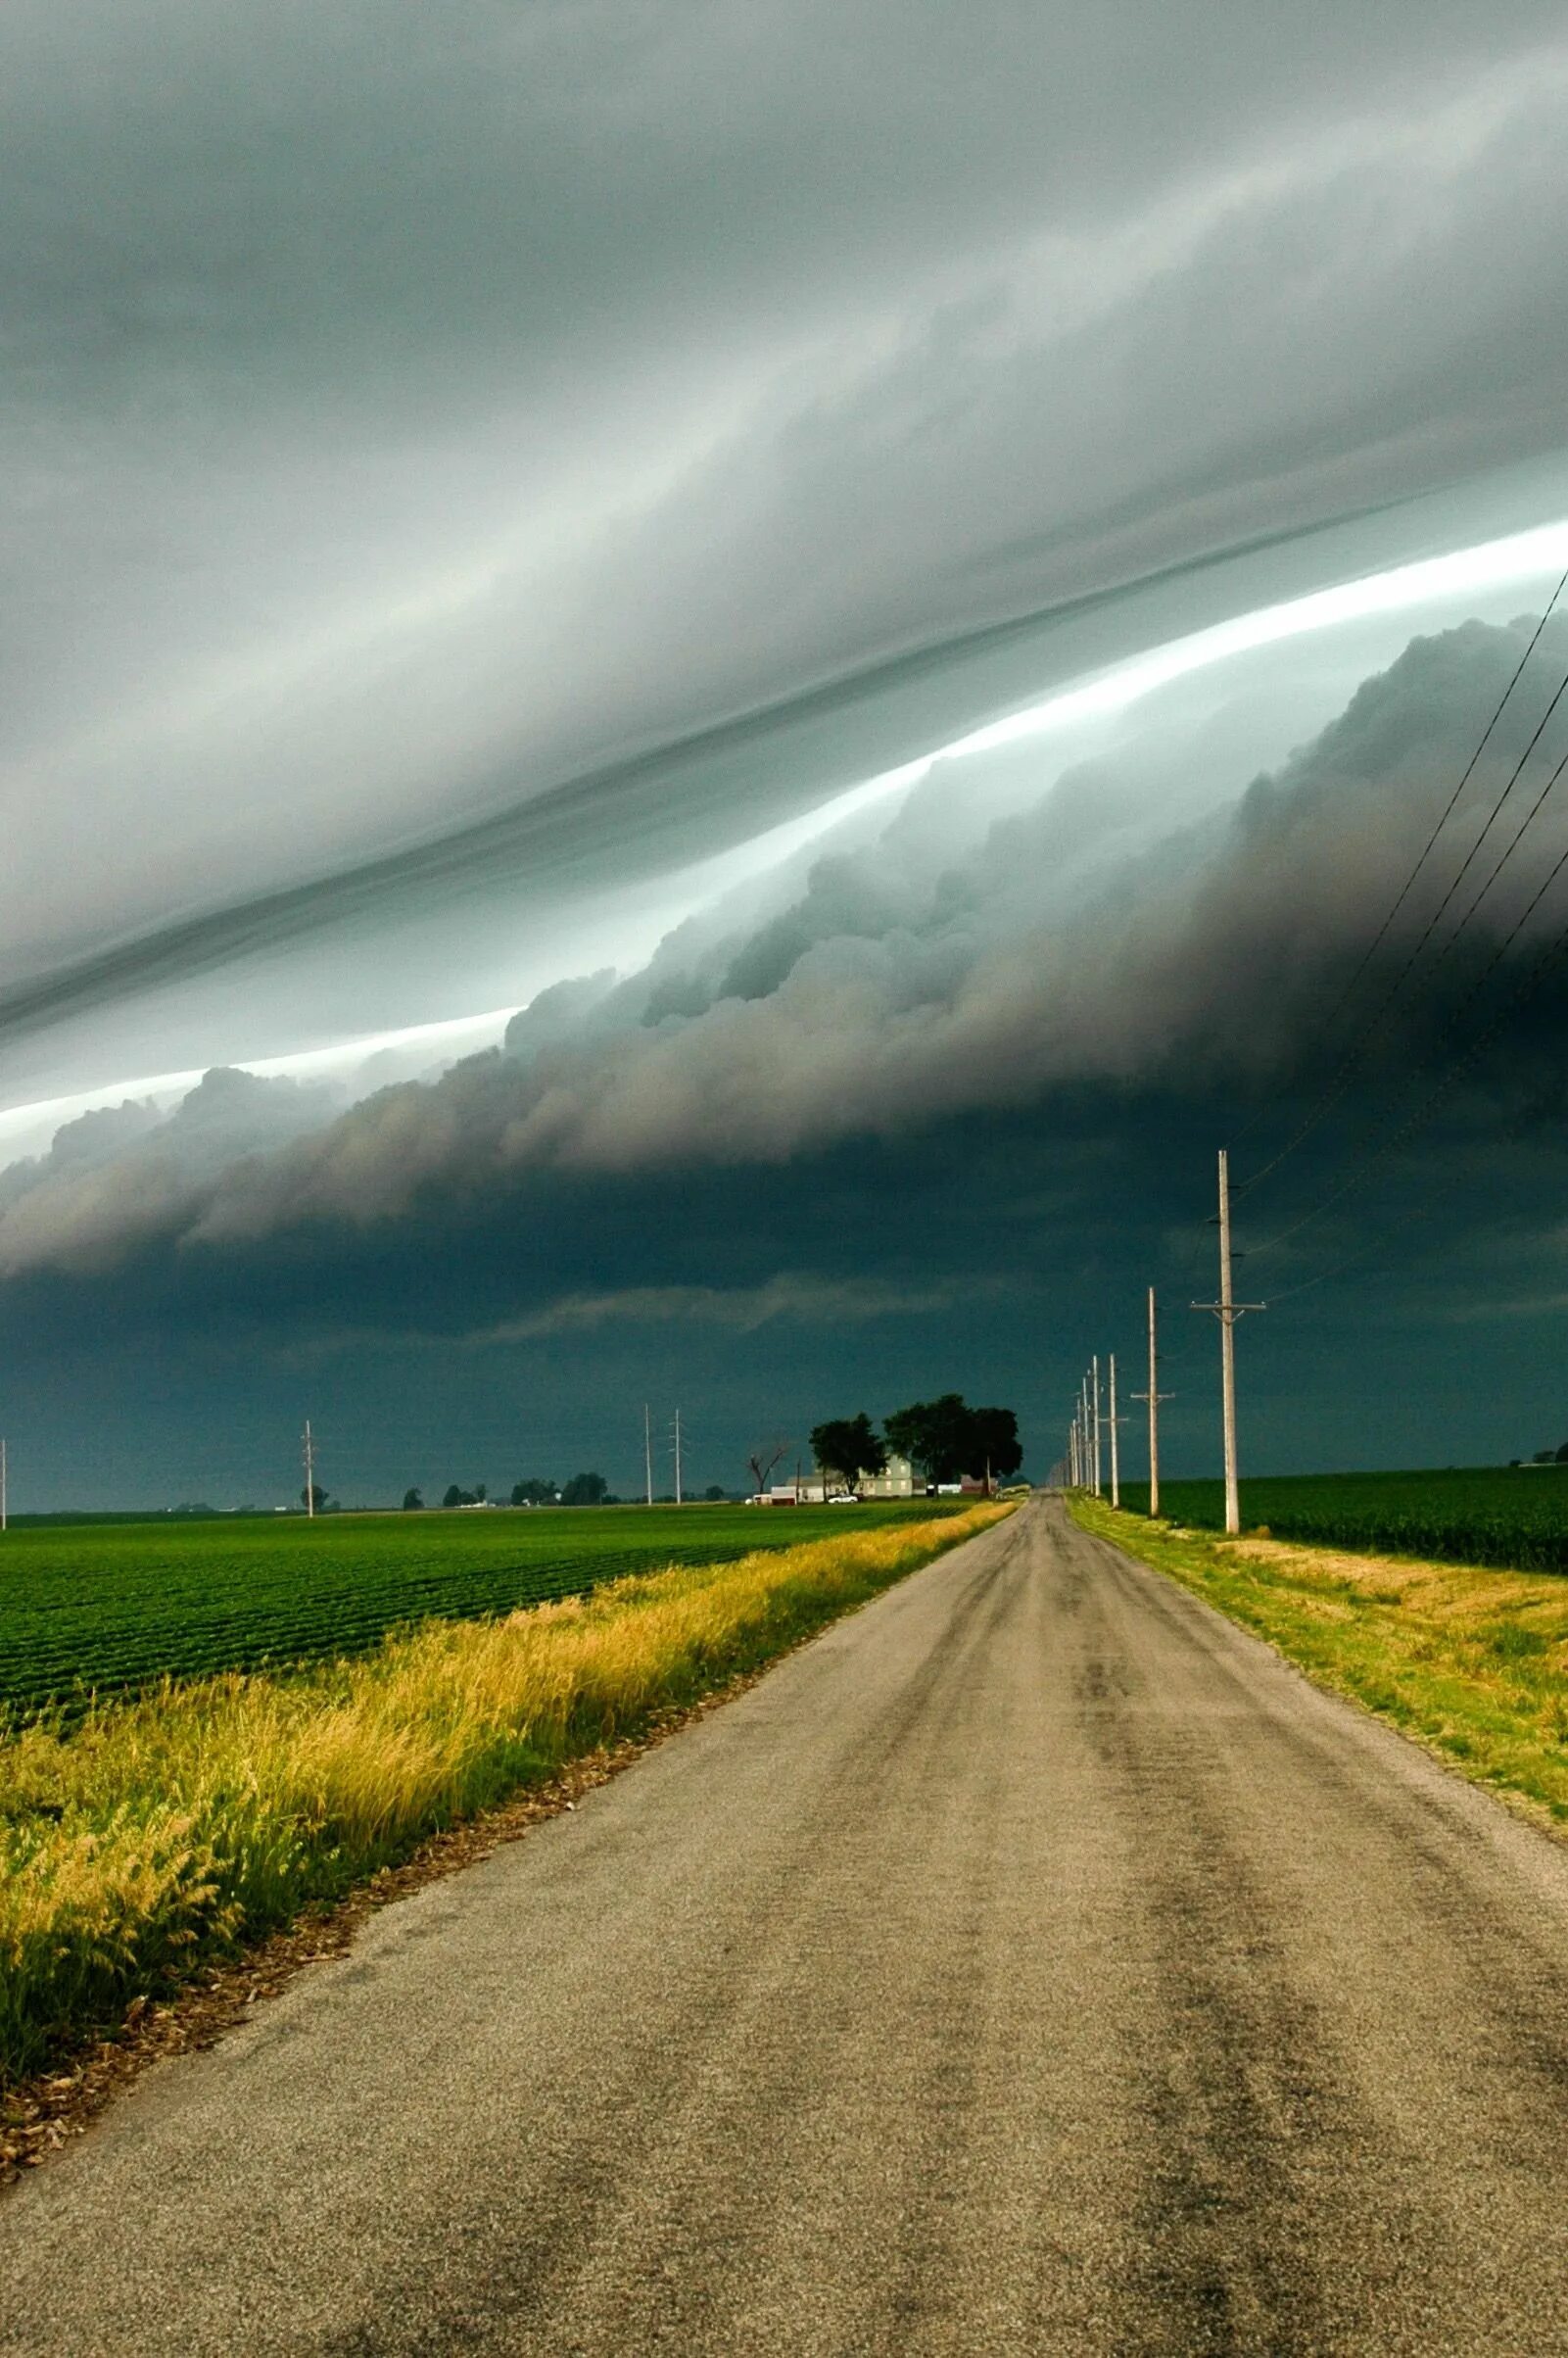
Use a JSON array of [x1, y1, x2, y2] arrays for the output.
[[5, 3, 1568, 1504]]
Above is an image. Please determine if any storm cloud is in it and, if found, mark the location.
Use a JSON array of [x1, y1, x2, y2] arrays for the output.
[[7, 7, 1568, 1503], [5, 5, 1568, 1099], [6, 616, 1566, 1282]]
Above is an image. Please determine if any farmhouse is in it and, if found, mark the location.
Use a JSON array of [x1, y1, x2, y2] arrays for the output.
[[758, 1453, 920, 1505]]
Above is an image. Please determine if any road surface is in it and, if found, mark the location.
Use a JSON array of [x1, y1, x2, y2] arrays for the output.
[[4, 1498, 1568, 2354]]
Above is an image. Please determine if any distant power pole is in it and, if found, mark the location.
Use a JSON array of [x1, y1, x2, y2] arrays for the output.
[[1192, 1148, 1266, 1536], [303, 1419, 315, 1519], [1091, 1356, 1103, 1498], [1132, 1286, 1175, 1518], [1, 1436, 7, 1532], [1108, 1353, 1120, 1509], [643, 1404, 653, 1507], [673, 1410, 684, 1507]]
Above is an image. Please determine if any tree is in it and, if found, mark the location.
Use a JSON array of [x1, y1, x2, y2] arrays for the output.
[[402, 1487, 423, 1511], [300, 1483, 329, 1514], [746, 1435, 791, 1496], [511, 1477, 556, 1506], [968, 1406, 1023, 1482], [884, 1394, 1021, 1485], [442, 1482, 472, 1508], [560, 1470, 609, 1506], [809, 1413, 887, 1496], [883, 1394, 974, 1483], [702, 1483, 726, 1502]]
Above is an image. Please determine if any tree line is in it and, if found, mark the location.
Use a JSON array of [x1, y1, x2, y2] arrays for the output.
[[402, 1473, 613, 1510]]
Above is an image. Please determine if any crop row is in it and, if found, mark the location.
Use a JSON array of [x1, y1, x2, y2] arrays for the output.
[[1118, 1468, 1568, 1573], [0, 1503, 957, 1722]]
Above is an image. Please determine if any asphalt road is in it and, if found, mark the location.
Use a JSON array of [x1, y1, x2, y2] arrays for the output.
[[5, 1497, 1568, 2355]]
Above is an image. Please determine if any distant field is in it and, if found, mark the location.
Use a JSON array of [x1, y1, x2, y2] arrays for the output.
[[0, 1502, 960, 1722], [1119, 1467, 1568, 1572]]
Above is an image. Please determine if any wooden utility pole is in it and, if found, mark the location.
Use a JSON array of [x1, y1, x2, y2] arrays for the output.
[[1091, 1357, 1103, 1497], [303, 1420, 315, 1518], [1192, 1150, 1265, 1536], [1108, 1353, 1120, 1509], [1132, 1286, 1175, 1519], [643, 1404, 653, 1506], [1, 1436, 7, 1532]]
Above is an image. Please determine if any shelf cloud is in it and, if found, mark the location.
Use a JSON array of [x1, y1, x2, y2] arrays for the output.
[[5, 618, 1565, 1281], [8, 3, 1568, 1496]]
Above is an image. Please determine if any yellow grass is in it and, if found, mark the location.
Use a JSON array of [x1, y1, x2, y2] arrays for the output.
[[0, 1504, 1007, 2085]]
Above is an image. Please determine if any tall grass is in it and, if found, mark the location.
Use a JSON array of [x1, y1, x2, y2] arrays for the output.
[[0, 1505, 1004, 2086]]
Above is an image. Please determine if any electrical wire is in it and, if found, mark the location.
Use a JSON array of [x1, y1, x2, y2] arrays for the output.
[[1237, 627, 1568, 1198], [1244, 815, 1568, 1265]]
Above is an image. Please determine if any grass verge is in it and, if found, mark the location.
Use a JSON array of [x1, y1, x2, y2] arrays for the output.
[[1068, 1495, 1568, 1829], [0, 1503, 1007, 2091]]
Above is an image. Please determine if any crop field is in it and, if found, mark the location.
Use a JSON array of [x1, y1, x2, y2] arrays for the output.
[[1118, 1466, 1568, 1572], [0, 1501, 959, 1723]]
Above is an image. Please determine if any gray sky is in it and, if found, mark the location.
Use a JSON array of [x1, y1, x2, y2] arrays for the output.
[[4, 5, 1568, 1500], [6, 4, 1568, 1079]]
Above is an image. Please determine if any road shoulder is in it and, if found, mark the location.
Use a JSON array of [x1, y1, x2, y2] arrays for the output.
[[1066, 1492, 1568, 1838]]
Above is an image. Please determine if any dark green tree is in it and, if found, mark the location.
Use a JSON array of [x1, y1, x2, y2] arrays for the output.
[[402, 1487, 423, 1511], [968, 1406, 1023, 1481], [883, 1394, 974, 1482], [300, 1483, 329, 1514], [883, 1395, 1020, 1484], [702, 1483, 726, 1502], [809, 1413, 888, 1496], [510, 1477, 556, 1506], [560, 1470, 609, 1506]]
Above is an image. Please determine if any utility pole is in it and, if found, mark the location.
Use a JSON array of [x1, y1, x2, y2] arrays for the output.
[[303, 1420, 315, 1518], [1132, 1286, 1175, 1518], [1091, 1356, 1103, 1498], [1069, 1415, 1079, 1488], [643, 1404, 653, 1506], [1192, 1148, 1266, 1536], [1108, 1353, 1120, 1509], [1, 1436, 7, 1532], [672, 1410, 684, 1506]]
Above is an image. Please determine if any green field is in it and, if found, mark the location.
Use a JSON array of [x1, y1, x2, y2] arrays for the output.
[[1117, 1466, 1568, 1571], [0, 1502, 958, 1723]]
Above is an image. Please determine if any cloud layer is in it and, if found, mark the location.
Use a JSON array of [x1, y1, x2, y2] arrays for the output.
[[5, 6, 1568, 1095], [7, 615, 1567, 1278]]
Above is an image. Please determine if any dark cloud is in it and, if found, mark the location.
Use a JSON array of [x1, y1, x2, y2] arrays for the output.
[[5, 616, 1566, 1285], [8, 11, 1568, 1502]]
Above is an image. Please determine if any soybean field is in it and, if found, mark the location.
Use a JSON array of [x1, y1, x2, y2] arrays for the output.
[[1120, 1466, 1568, 1572], [0, 1502, 958, 1723]]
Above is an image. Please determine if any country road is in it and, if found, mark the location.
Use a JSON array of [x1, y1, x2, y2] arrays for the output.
[[5, 1499, 1568, 2355]]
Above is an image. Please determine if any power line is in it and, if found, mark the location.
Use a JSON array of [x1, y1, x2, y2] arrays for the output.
[[1245, 821, 1568, 1266], [1239, 606, 1568, 1199], [1302, 574, 1568, 1035]]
